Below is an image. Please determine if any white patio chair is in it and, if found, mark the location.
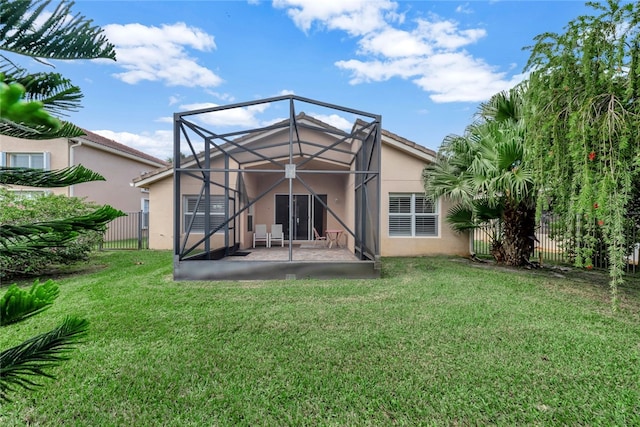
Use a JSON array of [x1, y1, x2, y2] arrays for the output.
[[253, 224, 270, 248], [313, 227, 328, 247], [270, 224, 284, 247]]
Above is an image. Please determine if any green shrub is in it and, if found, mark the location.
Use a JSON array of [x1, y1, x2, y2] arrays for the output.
[[0, 189, 104, 280]]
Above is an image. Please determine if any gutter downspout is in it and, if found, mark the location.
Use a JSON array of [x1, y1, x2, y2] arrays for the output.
[[69, 139, 82, 197]]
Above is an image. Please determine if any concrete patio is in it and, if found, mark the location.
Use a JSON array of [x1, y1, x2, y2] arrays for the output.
[[226, 244, 357, 262]]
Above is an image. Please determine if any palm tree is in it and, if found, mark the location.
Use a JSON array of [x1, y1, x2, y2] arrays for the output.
[[423, 87, 537, 266], [0, 0, 121, 400]]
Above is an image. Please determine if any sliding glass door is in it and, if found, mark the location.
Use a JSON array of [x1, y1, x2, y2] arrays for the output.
[[275, 194, 327, 240]]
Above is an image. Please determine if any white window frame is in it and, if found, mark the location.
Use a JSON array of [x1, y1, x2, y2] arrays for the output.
[[183, 195, 228, 234], [141, 198, 150, 230], [388, 193, 439, 237], [4, 152, 50, 170], [6, 189, 49, 198]]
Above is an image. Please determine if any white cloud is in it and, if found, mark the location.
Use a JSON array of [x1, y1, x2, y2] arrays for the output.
[[178, 102, 271, 127], [359, 27, 432, 58], [156, 116, 173, 124], [205, 91, 236, 102], [336, 52, 525, 103], [335, 57, 423, 83], [276, 1, 519, 103], [102, 22, 223, 87], [91, 129, 174, 161], [273, 0, 399, 36], [415, 18, 486, 50], [412, 53, 525, 102], [456, 3, 473, 14], [308, 113, 352, 131]]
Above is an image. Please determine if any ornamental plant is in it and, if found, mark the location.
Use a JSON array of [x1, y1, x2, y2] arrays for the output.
[[423, 86, 536, 267], [524, 0, 640, 306], [0, 0, 119, 400], [0, 189, 106, 280]]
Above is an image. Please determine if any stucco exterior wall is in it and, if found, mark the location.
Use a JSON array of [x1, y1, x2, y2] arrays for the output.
[[148, 158, 240, 251], [0, 135, 161, 212], [142, 137, 470, 258], [73, 143, 156, 212], [146, 161, 350, 251], [148, 175, 174, 250], [380, 143, 469, 257], [243, 168, 347, 246]]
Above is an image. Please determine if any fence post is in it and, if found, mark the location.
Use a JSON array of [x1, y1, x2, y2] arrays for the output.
[[138, 210, 143, 250]]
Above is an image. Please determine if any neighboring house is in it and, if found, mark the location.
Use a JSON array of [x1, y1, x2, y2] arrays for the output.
[[133, 98, 469, 281], [0, 130, 167, 214]]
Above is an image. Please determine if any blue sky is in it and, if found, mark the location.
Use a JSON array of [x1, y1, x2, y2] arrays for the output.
[[17, 0, 602, 160]]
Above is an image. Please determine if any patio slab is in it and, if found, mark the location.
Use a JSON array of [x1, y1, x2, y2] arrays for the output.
[[174, 244, 378, 280], [226, 244, 357, 262]]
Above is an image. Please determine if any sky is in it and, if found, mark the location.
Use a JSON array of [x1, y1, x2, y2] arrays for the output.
[[12, 0, 604, 161]]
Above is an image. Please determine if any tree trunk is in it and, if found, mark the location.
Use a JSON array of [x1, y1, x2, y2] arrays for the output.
[[500, 199, 537, 266]]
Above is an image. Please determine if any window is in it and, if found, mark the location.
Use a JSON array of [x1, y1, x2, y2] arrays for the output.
[[6, 190, 48, 198], [389, 193, 438, 237], [5, 152, 49, 169], [247, 203, 254, 232], [141, 198, 150, 229], [183, 195, 229, 233]]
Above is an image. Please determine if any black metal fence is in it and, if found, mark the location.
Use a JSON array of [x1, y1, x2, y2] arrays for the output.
[[99, 211, 148, 250], [473, 214, 639, 274]]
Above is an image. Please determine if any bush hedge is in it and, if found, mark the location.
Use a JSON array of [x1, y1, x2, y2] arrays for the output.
[[0, 189, 104, 280]]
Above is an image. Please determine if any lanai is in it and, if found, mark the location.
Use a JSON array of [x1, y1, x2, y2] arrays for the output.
[[172, 95, 381, 280]]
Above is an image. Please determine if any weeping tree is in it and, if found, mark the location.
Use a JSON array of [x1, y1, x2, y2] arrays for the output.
[[524, 0, 640, 305], [0, 0, 121, 400], [423, 86, 537, 266]]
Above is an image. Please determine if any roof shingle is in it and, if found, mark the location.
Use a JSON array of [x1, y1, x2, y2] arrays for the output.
[[77, 129, 168, 166]]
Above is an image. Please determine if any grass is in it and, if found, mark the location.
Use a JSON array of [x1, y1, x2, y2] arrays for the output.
[[1, 251, 639, 426]]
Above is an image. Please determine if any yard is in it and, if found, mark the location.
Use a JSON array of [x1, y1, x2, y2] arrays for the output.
[[1, 251, 639, 425]]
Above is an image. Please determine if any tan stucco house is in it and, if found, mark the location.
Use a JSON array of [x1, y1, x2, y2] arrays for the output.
[[132, 96, 469, 281], [1, 130, 167, 213]]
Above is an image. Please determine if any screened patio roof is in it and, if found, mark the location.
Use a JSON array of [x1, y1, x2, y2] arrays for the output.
[[172, 94, 382, 280]]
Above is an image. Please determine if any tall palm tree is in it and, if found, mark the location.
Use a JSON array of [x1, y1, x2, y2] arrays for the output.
[[424, 86, 537, 266], [0, 0, 121, 400]]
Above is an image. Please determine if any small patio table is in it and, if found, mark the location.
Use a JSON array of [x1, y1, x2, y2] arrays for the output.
[[325, 229, 344, 248]]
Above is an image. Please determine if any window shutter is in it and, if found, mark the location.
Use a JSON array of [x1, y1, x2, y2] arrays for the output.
[[415, 216, 438, 236], [184, 195, 228, 233], [0, 152, 5, 167], [389, 216, 412, 236], [389, 195, 411, 213], [415, 196, 435, 214], [186, 197, 198, 213]]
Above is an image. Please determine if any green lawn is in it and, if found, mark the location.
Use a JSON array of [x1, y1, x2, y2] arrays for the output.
[[1, 251, 639, 426]]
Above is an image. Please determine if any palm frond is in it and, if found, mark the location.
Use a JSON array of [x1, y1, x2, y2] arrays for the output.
[[0, 119, 85, 139], [0, 280, 59, 326], [496, 138, 525, 172], [0, 165, 105, 187], [0, 0, 116, 61], [0, 205, 125, 255], [478, 89, 522, 123], [1, 64, 83, 115], [446, 204, 476, 233], [0, 316, 88, 401], [473, 198, 504, 222], [424, 160, 474, 204]]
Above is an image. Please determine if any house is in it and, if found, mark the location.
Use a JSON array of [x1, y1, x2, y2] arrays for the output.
[[0, 129, 167, 213], [133, 95, 469, 280]]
